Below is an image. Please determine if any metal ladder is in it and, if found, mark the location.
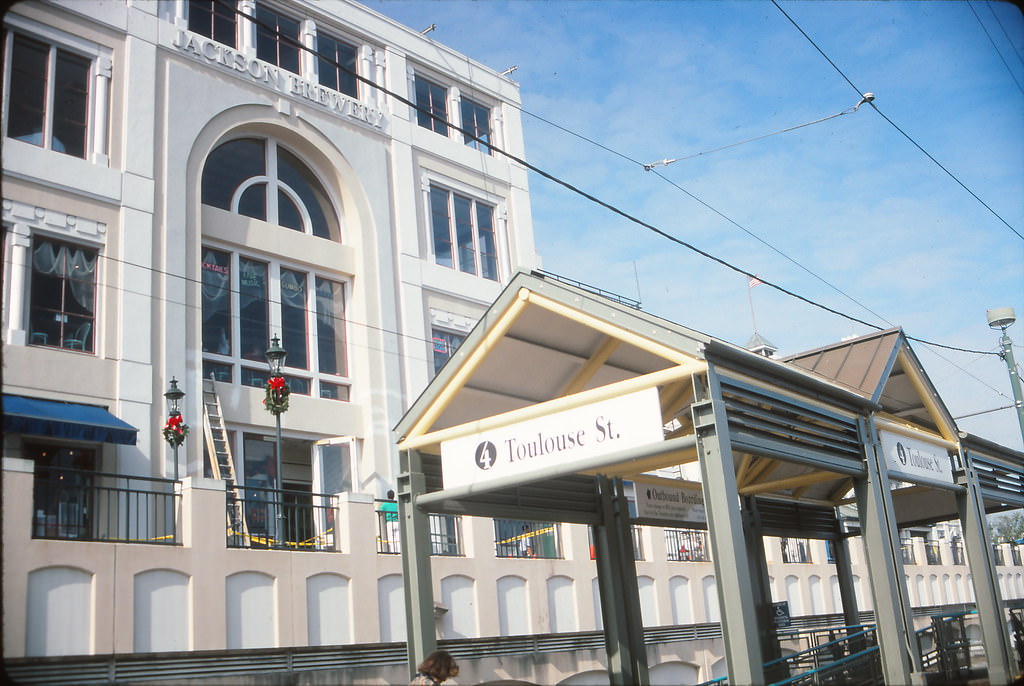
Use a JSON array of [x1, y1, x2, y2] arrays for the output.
[[202, 376, 248, 540]]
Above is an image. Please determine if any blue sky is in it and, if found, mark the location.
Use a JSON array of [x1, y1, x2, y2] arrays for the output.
[[365, 0, 1024, 448]]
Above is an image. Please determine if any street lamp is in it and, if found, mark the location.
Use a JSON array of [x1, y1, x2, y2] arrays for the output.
[[987, 307, 1024, 445], [266, 335, 288, 546], [163, 377, 186, 481]]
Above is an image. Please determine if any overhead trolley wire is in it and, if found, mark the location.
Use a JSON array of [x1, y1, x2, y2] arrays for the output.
[[213, 0, 1000, 359], [771, 0, 1024, 242], [968, 0, 1024, 94]]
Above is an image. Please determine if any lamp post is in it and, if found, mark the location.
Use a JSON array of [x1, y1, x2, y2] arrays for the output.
[[266, 335, 287, 546], [163, 377, 185, 481], [987, 308, 1024, 445]]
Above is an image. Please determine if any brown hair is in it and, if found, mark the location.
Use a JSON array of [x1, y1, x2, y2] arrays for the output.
[[416, 650, 459, 682]]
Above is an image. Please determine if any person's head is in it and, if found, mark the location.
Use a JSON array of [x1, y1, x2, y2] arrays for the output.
[[417, 650, 459, 682]]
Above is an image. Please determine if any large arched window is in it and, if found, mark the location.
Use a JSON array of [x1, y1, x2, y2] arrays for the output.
[[201, 137, 340, 241]]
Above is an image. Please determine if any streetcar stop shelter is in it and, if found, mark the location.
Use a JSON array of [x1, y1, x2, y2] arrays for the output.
[[393, 270, 1024, 685]]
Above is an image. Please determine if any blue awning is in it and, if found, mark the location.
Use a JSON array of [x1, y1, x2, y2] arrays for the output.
[[2, 395, 138, 445]]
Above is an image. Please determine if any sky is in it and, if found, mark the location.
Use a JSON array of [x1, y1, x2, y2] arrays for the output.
[[364, 0, 1024, 449]]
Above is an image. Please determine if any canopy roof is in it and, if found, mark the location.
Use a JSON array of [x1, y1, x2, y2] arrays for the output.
[[3, 395, 139, 445], [396, 271, 1022, 529]]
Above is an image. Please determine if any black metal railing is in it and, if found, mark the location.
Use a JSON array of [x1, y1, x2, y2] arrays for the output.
[[33, 468, 179, 544], [374, 502, 464, 556], [429, 513, 463, 556], [666, 528, 710, 562], [993, 545, 1006, 566], [1011, 544, 1022, 566], [226, 485, 337, 551], [924, 541, 942, 565], [901, 538, 917, 565], [949, 543, 965, 566], [781, 537, 812, 564], [494, 519, 561, 559]]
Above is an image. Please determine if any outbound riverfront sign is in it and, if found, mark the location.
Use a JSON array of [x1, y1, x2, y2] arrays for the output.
[[440, 388, 663, 490], [878, 429, 954, 486], [635, 483, 706, 524]]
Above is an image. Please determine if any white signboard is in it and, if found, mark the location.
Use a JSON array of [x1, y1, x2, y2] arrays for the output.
[[440, 388, 663, 490], [878, 429, 954, 486], [635, 483, 706, 524]]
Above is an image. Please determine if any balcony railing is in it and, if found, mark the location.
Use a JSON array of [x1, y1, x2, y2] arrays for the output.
[[666, 528, 710, 562], [924, 541, 942, 565], [494, 519, 561, 559], [1011, 545, 1022, 566], [33, 468, 179, 544], [781, 537, 812, 564], [374, 502, 463, 556], [993, 545, 1006, 566], [901, 539, 917, 565], [226, 485, 337, 551], [949, 544, 965, 566], [587, 525, 644, 560]]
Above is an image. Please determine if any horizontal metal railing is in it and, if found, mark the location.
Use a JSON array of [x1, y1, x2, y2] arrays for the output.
[[226, 485, 337, 551], [32, 468, 179, 545], [494, 519, 561, 559], [374, 502, 463, 556], [666, 528, 710, 562]]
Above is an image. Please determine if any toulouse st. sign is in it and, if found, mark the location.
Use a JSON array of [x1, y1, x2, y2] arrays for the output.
[[440, 388, 663, 489]]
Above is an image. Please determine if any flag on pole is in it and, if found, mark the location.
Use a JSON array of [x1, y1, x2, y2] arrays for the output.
[[748, 275, 763, 288]]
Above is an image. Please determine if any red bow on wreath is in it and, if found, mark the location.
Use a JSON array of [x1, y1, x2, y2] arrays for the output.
[[164, 414, 184, 433], [268, 376, 286, 391]]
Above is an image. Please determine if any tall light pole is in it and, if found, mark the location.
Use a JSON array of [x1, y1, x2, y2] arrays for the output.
[[163, 377, 186, 481], [266, 335, 288, 546], [987, 307, 1024, 445]]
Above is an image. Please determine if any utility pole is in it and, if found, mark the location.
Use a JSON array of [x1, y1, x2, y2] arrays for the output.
[[987, 308, 1024, 445]]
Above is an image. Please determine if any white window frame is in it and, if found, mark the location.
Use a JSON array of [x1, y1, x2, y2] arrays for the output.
[[2, 15, 112, 165], [201, 244, 351, 398], [423, 176, 505, 281]]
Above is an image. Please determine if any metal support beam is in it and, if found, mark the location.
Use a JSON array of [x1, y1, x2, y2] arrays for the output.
[[743, 498, 785, 681], [398, 449, 436, 679], [854, 417, 921, 683], [956, 447, 1014, 685], [594, 475, 649, 685], [691, 366, 764, 685], [833, 534, 861, 631]]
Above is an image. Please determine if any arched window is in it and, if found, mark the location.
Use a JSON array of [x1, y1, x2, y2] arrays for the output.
[[202, 137, 340, 241]]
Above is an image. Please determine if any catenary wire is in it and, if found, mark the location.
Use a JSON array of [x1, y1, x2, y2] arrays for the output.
[[969, 0, 1024, 93], [985, 0, 1024, 69], [212, 0, 1001, 359], [770, 0, 1024, 242]]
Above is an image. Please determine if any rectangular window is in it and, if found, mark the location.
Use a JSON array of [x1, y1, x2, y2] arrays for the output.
[[29, 238, 97, 352], [5, 33, 90, 158], [202, 248, 348, 396], [255, 4, 300, 74], [317, 33, 357, 98], [280, 269, 308, 370], [238, 257, 269, 362], [428, 186, 498, 280], [432, 329, 466, 375], [202, 248, 232, 355], [460, 97, 491, 153], [414, 75, 448, 135], [315, 277, 347, 377], [188, 0, 237, 47]]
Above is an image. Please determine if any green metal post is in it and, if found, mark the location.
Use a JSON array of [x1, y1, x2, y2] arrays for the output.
[[398, 449, 436, 679], [956, 445, 1014, 685], [594, 475, 638, 685], [832, 534, 861, 632], [854, 416, 921, 683], [691, 365, 765, 685], [613, 478, 649, 685]]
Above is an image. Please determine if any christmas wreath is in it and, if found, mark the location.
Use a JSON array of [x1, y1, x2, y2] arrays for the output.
[[264, 375, 290, 415], [162, 413, 189, 446]]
